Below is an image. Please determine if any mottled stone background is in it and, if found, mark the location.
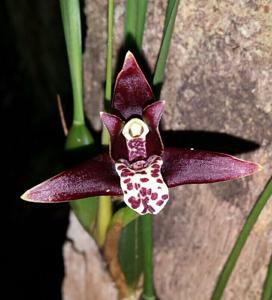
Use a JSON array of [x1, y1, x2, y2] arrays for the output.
[[64, 1, 272, 299]]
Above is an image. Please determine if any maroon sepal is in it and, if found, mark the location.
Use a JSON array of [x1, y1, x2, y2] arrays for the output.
[[21, 154, 122, 203], [162, 148, 261, 187], [112, 51, 154, 119]]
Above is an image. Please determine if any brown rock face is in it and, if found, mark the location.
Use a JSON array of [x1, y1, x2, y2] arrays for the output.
[[63, 1, 272, 299]]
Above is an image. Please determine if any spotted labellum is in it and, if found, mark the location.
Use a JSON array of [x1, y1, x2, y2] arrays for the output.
[[22, 52, 261, 215]]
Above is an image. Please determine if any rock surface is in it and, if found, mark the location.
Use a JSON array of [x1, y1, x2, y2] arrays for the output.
[[63, 1, 272, 299]]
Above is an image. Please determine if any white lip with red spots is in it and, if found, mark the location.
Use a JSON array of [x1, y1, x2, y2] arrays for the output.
[[115, 155, 169, 215]]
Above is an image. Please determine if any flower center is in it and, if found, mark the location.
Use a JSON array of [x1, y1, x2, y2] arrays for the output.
[[122, 118, 149, 139], [122, 118, 149, 162]]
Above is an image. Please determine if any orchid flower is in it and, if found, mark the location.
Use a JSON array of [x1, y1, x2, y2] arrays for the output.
[[22, 52, 260, 215]]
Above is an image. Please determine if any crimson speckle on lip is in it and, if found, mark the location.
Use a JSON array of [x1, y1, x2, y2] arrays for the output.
[[151, 193, 158, 200], [140, 178, 149, 183]]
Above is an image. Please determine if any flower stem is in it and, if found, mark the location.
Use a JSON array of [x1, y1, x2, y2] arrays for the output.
[[211, 177, 272, 300], [102, 0, 113, 145], [153, 0, 180, 89], [105, 0, 113, 103], [96, 195, 112, 248], [60, 0, 85, 126], [140, 214, 156, 300], [96, 0, 114, 248]]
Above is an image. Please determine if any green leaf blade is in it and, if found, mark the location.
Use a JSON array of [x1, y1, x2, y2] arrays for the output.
[[125, 0, 148, 52], [118, 218, 144, 289], [60, 0, 84, 125], [153, 0, 180, 87], [70, 197, 98, 233], [135, 0, 148, 50], [125, 0, 137, 49], [211, 177, 272, 300], [60, 0, 98, 238], [261, 254, 272, 300]]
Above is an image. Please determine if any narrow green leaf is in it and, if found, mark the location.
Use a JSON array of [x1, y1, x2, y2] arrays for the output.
[[163, 0, 176, 29], [125, 0, 148, 51], [60, 0, 85, 125], [105, 0, 114, 104], [102, 0, 114, 145], [118, 218, 144, 289], [140, 215, 155, 299], [70, 198, 98, 233], [60, 0, 97, 237], [153, 0, 180, 87], [96, 0, 115, 248], [135, 0, 148, 50], [211, 177, 272, 300], [261, 254, 272, 300], [125, 0, 137, 49], [112, 206, 139, 228]]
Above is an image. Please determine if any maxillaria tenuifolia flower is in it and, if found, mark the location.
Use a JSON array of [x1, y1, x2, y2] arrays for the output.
[[22, 52, 261, 215]]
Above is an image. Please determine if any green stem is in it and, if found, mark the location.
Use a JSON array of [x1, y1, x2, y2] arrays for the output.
[[135, 0, 148, 50], [211, 177, 272, 300], [96, 0, 114, 247], [125, 0, 137, 48], [102, 0, 113, 145], [105, 0, 113, 103], [261, 254, 272, 300], [96, 196, 112, 248], [125, 0, 148, 51], [141, 215, 155, 299], [153, 0, 180, 87], [60, 0, 84, 125]]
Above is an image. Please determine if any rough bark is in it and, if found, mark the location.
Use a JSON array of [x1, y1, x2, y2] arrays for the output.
[[63, 1, 272, 299]]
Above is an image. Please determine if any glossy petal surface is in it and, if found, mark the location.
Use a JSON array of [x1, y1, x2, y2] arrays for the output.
[[143, 101, 165, 157], [112, 52, 154, 119], [143, 100, 165, 128], [100, 112, 128, 161], [162, 148, 260, 187], [22, 154, 122, 203]]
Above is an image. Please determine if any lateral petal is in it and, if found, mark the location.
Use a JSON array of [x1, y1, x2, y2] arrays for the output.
[[143, 100, 165, 128], [162, 148, 261, 187], [100, 112, 128, 161], [143, 100, 165, 157], [21, 154, 122, 203]]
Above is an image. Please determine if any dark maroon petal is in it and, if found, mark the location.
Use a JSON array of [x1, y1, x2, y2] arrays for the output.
[[145, 130, 164, 158], [100, 112, 123, 138], [143, 100, 165, 128], [143, 100, 165, 157], [100, 112, 129, 161], [162, 148, 261, 187], [21, 154, 122, 203], [112, 51, 154, 119]]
